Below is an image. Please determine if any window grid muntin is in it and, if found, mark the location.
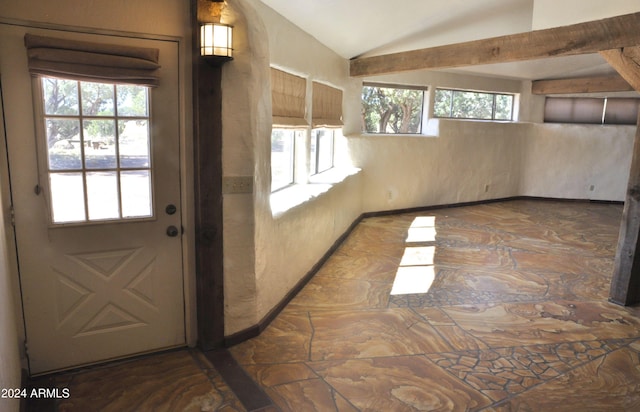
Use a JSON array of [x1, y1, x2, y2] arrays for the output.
[[40, 77, 152, 224]]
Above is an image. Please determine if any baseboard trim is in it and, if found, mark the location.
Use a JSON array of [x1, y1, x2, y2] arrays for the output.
[[223, 195, 623, 347], [224, 213, 365, 347], [362, 196, 623, 219]]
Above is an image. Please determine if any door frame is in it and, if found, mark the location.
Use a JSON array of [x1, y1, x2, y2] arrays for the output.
[[0, 69, 28, 368], [0, 18, 206, 372]]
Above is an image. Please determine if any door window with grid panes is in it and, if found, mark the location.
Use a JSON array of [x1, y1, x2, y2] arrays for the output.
[[39, 77, 153, 224]]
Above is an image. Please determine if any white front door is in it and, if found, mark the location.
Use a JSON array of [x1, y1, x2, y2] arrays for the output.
[[0, 26, 186, 375]]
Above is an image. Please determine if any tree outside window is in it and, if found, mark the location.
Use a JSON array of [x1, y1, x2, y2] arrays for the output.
[[434, 89, 514, 121], [361, 84, 425, 134], [40, 77, 152, 223]]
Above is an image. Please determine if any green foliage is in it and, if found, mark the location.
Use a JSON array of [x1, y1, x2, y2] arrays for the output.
[[433, 89, 452, 118], [81, 82, 114, 116], [494, 94, 514, 120], [42, 78, 148, 148], [452, 91, 494, 119], [117, 85, 148, 117], [435, 89, 513, 120], [361, 86, 424, 133]]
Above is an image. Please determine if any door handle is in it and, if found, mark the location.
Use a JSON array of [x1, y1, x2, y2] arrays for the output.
[[166, 225, 179, 237]]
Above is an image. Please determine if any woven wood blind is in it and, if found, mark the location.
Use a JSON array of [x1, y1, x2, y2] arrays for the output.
[[271, 68, 307, 128], [24, 34, 161, 87], [312, 82, 343, 128]]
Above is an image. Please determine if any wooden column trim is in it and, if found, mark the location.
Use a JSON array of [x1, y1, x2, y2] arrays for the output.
[[192, 0, 225, 350]]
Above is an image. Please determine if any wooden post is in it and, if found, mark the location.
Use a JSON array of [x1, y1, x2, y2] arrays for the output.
[[192, 0, 226, 349], [610, 118, 640, 305], [599, 46, 640, 305]]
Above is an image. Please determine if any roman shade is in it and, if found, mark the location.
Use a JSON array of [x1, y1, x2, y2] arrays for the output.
[[271, 68, 307, 128], [604, 98, 639, 125], [24, 34, 161, 87], [544, 97, 604, 124], [312, 82, 343, 128]]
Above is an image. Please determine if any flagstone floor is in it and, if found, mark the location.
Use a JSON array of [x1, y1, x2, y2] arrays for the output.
[[230, 199, 640, 411], [29, 199, 640, 411]]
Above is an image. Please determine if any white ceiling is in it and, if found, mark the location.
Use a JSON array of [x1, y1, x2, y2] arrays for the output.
[[259, 0, 616, 81]]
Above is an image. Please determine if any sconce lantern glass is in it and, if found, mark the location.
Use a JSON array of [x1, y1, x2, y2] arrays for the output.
[[200, 23, 233, 59]]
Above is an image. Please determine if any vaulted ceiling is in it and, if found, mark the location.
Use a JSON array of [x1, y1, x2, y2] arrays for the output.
[[259, 0, 628, 81]]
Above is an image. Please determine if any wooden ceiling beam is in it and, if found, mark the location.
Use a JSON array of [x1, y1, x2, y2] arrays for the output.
[[350, 12, 640, 77], [531, 74, 633, 95], [600, 46, 640, 92]]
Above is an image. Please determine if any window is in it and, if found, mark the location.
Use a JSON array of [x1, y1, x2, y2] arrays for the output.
[[544, 97, 639, 125], [270, 69, 344, 195], [39, 77, 152, 224], [605, 98, 640, 124], [311, 82, 342, 174], [271, 129, 299, 191], [25, 34, 160, 224], [361, 84, 425, 134], [310, 129, 334, 175], [270, 68, 307, 192], [434, 89, 514, 121]]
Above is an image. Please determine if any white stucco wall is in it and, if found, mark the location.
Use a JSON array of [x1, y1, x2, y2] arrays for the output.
[[532, 0, 640, 29], [349, 121, 526, 213], [218, 0, 279, 333], [362, 0, 534, 57], [521, 124, 634, 200], [225, 0, 363, 331], [0, 0, 190, 36]]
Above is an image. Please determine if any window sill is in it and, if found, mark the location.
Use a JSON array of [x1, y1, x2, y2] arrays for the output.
[[357, 133, 439, 138], [356, 118, 441, 137], [270, 167, 361, 217], [352, 118, 522, 139]]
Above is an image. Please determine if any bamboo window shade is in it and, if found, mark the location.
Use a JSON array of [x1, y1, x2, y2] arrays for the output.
[[312, 82, 343, 128], [24, 33, 161, 87], [271, 68, 308, 128]]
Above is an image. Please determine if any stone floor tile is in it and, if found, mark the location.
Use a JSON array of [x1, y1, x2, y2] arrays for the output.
[[309, 356, 493, 411], [308, 308, 454, 361]]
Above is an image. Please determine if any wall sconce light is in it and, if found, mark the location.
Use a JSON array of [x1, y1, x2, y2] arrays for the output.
[[200, 22, 233, 63]]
